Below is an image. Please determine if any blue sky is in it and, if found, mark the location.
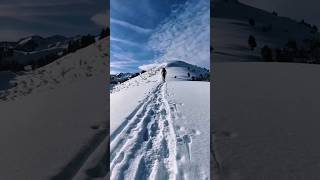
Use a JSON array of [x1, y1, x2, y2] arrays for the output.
[[0, 0, 108, 41], [110, 0, 210, 74]]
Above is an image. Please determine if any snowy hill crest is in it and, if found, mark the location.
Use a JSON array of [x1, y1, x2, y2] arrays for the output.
[[110, 60, 209, 94]]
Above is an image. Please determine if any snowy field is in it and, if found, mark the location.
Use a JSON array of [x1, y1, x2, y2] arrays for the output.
[[213, 62, 320, 180], [110, 61, 210, 179], [0, 38, 108, 180]]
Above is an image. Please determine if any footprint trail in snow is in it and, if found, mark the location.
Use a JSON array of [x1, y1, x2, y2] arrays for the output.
[[110, 82, 197, 180]]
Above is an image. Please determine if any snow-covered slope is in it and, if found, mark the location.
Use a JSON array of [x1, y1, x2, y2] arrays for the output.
[[0, 38, 108, 180], [212, 62, 320, 180], [212, 0, 319, 62], [0, 38, 107, 101], [110, 61, 210, 179], [211, 1, 320, 179]]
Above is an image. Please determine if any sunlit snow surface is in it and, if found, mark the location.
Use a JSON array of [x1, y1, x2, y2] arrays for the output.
[[110, 61, 210, 180]]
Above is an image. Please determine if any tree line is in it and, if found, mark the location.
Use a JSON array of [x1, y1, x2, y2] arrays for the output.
[[246, 17, 320, 64]]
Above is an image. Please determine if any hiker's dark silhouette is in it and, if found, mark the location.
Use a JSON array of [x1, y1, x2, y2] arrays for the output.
[[161, 67, 167, 82]]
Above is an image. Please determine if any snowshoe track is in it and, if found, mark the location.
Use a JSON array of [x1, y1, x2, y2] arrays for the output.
[[110, 82, 179, 180]]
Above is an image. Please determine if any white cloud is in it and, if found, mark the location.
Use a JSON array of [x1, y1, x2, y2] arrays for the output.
[[91, 13, 109, 27], [111, 61, 134, 68], [110, 46, 140, 70], [111, 18, 152, 34], [110, 0, 210, 73], [110, 36, 141, 47], [148, 0, 210, 68], [111, 0, 156, 25], [112, 53, 138, 63], [110, 60, 139, 71], [138, 63, 166, 71]]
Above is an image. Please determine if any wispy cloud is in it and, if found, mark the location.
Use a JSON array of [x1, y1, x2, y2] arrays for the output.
[[111, 36, 142, 47], [111, 18, 152, 34], [110, 58, 140, 72], [138, 63, 166, 71], [111, 44, 139, 67], [148, 0, 210, 68], [110, 0, 209, 73], [111, 61, 136, 68], [111, 0, 157, 27], [112, 53, 138, 63]]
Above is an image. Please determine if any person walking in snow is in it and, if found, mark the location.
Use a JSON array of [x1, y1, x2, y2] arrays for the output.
[[161, 67, 167, 82]]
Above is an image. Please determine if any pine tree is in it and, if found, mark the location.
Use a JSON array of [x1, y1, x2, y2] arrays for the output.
[[261, 45, 273, 61], [313, 25, 318, 32], [99, 27, 110, 39], [286, 40, 297, 50], [249, 18, 255, 26], [248, 35, 257, 50]]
